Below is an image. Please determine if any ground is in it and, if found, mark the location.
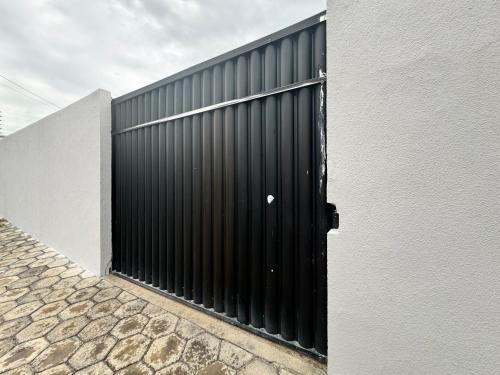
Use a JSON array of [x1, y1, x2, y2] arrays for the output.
[[0, 219, 326, 375]]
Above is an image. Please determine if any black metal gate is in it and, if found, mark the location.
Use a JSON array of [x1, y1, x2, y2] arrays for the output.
[[111, 12, 329, 358]]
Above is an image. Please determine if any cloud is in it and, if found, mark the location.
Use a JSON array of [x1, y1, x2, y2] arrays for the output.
[[0, 0, 325, 135]]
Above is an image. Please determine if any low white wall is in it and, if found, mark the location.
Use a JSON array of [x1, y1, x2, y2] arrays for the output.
[[327, 1, 500, 374], [0, 89, 112, 276]]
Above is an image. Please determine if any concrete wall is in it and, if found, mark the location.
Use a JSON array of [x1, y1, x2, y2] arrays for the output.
[[0, 90, 112, 276], [327, 1, 500, 374]]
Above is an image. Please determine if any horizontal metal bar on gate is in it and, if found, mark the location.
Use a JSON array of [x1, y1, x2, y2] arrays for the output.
[[112, 76, 325, 135]]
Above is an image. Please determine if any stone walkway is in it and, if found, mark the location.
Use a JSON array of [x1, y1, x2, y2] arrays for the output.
[[0, 219, 326, 375]]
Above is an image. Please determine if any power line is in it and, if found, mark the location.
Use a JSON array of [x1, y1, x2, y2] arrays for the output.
[[0, 73, 61, 109], [0, 81, 60, 109]]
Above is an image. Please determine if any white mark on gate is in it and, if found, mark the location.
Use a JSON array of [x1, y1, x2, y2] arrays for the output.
[[318, 68, 327, 191], [267, 195, 274, 204]]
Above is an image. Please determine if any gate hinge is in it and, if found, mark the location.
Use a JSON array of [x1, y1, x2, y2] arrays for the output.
[[326, 203, 339, 230]]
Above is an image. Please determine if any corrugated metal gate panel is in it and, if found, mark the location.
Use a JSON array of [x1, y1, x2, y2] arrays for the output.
[[111, 12, 327, 358]]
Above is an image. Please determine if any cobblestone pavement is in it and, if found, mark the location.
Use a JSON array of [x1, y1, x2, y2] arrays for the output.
[[0, 219, 325, 375]]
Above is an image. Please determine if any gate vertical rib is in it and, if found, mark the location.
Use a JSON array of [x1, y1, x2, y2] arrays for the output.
[[213, 64, 224, 313], [182, 77, 193, 301], [249, 49, 263, 329], [223, 59, 236, 317], [111, 11, 328, 360], [202, 68, 214, 309], [192, 73, 203, 305], [235, 55, 249, 325], [264, 43, 279, 334], [174, 80, 184, 297], [297, 29, 313, 348], [280, 35, 294, 341]]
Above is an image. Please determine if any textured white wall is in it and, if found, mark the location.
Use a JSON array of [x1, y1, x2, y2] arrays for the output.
[[0, 90, 111, 276], [327, 1, 500, 374]]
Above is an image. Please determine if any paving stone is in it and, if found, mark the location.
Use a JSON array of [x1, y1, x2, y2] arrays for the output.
[[0, 276, 18, 288], [182, 333, 221, 372], [37, 252, 56, 260], [33, 252, 56, 261], [31, 276, 59, 290], [20, 251, 43, 259], [116, 291, 136, 303], [0, 301, 18, 316], [75, 274, 100, 290], [142, 312, 178, 339], [116, 362, 153, 375], [279, 369, 299, 375], [3, 365, 33, 375], [1, 253, 20, 260], [79, 315, 118, 341], [59, 267, 83, 279], [47, 259, 68, 268], [142, 302, 165, 318], [69, 336, 116, 370], [113, 299, 147, 319], [52, 276, 81, 290], [107, 333, 150, 371], [157, 362, 191, 375], [7, 276, 39, 289], [0, 317, 31, 340], [40, 266, 67, 278], [0, 259, 15, 268], [111, 314, 149, 339], [18, 288, 51, 303], [9, 258, 36, 268], [67, 287, 98, 304], [18, 267, 47, 278], [0, 287, 29, 302], [0, 337, 48, 371], [239, 359, 278, 375], [219, 341, 253, 369], [31, 300, 68, 320], [74, 361, 113, 375], [198, 361, 235, 375], [37, 364, 73, 375], [30, 259, 54, 268], [43, 288, 75, 303], [92, 286, 121, 303], [0, 337, 16, 357], [16, 317, 59, 342], [3, 301, 43, 321], [59, 300, 94, 320], [175, 318, 204, 339], [95, 279, 113, 289], [144, 334, 184, 370], [87, 299, 121, 319], [1, 267, 28, 277], [47, 316, 89, 343], [32, 336, 80, 371]]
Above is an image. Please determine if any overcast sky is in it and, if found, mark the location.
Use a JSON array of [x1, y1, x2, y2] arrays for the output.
[[0, 0, 325, 135]]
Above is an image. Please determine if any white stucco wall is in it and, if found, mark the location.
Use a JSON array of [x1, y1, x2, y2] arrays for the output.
[[327, 1, 500, 374], [0, 89, 112, 276]]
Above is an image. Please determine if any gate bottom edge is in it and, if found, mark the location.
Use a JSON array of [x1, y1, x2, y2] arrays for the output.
[[110, 271, 327, 363]]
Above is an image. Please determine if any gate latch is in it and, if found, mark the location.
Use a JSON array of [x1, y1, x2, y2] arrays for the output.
[[326, 203, 339, 230]]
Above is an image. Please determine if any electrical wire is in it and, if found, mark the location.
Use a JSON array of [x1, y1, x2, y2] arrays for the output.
[[0, 73, 61, 109], [0, 81, 59, 109]]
